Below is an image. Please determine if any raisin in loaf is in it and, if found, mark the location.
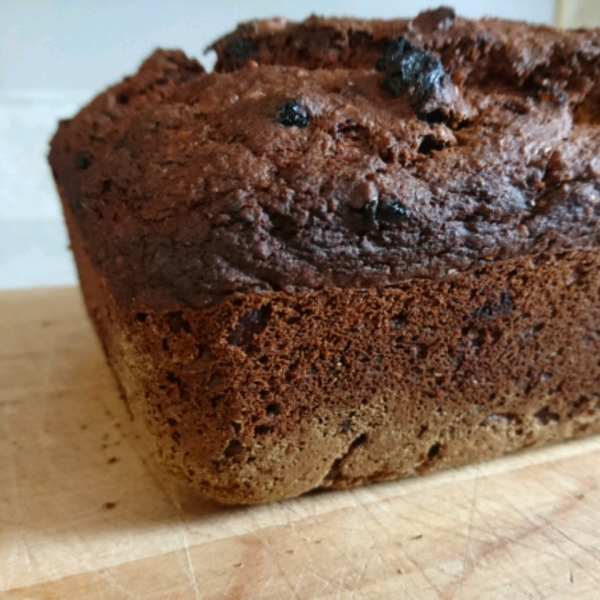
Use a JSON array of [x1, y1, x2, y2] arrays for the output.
[[49, 9, 600, 504]]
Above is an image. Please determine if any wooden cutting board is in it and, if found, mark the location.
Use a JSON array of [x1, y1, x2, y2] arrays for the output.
[[1, 287, 599, 599]]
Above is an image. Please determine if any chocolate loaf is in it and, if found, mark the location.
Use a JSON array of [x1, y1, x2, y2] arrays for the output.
[[49, 10, 600, 504]]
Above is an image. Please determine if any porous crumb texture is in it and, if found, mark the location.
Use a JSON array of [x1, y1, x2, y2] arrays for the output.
[[50, 10, 600, 504]]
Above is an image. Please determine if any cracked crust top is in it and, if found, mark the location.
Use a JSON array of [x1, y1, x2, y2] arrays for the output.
[[49, 11, 600, 309]]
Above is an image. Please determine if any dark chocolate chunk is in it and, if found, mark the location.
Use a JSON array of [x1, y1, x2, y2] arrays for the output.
[[377, 37, 446, 112], [75, 151, 93, 170], [365, 198, 409, 228], [276, 100, 311, 128], [377, 200, 409, 224]]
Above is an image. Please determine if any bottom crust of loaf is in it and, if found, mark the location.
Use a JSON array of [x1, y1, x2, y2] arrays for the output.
[[61, 190, 600, 504]]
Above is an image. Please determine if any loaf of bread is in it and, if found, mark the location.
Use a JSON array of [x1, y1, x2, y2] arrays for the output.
[[49, 9, 600, 504]]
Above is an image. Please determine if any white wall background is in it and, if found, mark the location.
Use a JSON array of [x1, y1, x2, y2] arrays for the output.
[[0, 0, 560, 288], [556, 0, 600, 27]]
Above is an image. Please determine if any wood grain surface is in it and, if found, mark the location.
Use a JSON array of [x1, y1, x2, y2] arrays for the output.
[[1, 287, 599, 599]]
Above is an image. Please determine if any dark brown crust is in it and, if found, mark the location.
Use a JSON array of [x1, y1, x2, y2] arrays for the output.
[[209, 11, 600, 78], [49, 17, 600, 309], [49, 11, 600, 504]]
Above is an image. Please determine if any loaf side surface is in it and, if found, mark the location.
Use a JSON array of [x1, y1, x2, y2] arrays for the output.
[[49, 10, 600, 504]]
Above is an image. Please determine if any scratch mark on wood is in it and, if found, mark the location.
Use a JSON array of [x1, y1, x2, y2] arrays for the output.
[[402, 550, 445, 599], [260, 531, 299, 596], [182, 543, 201, 600], [290, 564, 306, 599], [456, 478, 478, 600], [258, 575, 276, 599], [94, 567, 138, 600], [359, 501, 432, 600], [549, 524, 600, 565]]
